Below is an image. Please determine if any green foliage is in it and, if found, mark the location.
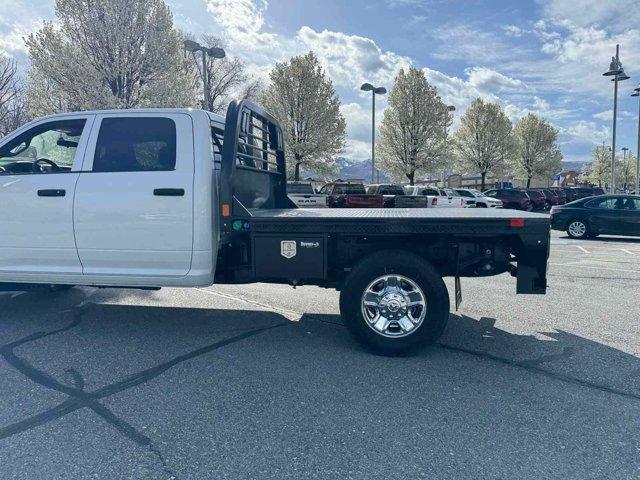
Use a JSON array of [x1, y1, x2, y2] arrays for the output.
[[453, 98, 513, 190], [261, 52, 346, 180], [26, 0, 197, 115], [377, 67, 449, 185], [512, 113, 562, 187]]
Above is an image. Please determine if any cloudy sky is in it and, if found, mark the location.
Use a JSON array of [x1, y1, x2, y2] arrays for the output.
[[1, 0, 640, 163]]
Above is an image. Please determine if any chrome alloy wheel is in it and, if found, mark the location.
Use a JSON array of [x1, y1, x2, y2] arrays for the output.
[[568, 221, 586, 238], [361, 274, 427, 338]]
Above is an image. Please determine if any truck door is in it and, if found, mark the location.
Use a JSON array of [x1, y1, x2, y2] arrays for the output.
[[74, 113, 194, 278], [0, 115, 93, 277]]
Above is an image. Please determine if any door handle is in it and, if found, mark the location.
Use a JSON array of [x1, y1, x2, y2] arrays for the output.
[[154, 188, 185, 197], [37, 189, 66, 197]]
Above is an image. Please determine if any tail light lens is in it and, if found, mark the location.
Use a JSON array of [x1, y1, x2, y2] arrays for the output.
[[432, 197, 437, 206]]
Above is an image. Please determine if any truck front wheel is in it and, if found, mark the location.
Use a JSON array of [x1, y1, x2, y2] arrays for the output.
[[339, 251, 449, 355]]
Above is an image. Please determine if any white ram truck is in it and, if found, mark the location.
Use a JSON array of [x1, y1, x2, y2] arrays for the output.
[[0, 101, 550, 354]]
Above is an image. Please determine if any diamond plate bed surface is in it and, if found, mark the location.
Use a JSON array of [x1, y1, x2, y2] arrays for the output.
[[249, 208, 549, 220]]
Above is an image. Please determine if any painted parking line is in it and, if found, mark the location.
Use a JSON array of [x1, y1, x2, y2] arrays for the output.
[[621, 249, 636, 256], [576, 245, 590, 254], [549, 262, 640, 275]]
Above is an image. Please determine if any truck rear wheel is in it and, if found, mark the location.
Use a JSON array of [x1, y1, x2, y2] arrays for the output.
[[339, 251, 449, 355]]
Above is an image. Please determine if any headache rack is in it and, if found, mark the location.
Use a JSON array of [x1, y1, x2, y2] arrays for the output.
[[220, 100, 295, 236]]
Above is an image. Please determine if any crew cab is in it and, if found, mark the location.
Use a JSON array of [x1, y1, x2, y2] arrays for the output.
[[287, 181, 327, 208], [0, 101, 550, 354], [365, 184, 433, 208], [320, 181, 384, 208]]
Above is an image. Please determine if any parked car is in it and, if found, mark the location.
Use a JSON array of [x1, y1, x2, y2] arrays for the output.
[[483, 189, 532, 211], [548, 188, 567, 205], [365, 184, 432, 208], [404, 186, 465, 207], [454, 188, 503, 208], [287, 181, 327, 208], [551, 195, 640, 238], [571, 187, 602, 200], [523, 189, 547, 211], [560, 187, 578, 203], [320, 181, 384, 208], [539, 189, 558, 208]]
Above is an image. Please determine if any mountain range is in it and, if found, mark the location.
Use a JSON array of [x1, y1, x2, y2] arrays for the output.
[[302, 158, 587, 183]]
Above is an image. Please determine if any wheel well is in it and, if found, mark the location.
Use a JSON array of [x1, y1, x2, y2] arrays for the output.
[[329, 234, 513, 283]]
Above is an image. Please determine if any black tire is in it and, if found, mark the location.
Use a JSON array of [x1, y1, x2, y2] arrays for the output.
[[566, 218, 589, 239], [339, 251, 449, 355], [477, 203, 487, 208]]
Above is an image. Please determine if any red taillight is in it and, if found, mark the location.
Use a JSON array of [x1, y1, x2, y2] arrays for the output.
[[510, 218, 525, 228], [432, 197, 437, 206]]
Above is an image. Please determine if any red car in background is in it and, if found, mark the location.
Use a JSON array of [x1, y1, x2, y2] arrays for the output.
[[320, 181, 384, 208], [483, 188, 533, 211], [523, 189, 547, 210]]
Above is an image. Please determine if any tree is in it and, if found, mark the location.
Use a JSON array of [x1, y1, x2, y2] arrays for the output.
[[512, 113, 562, 187], [453, 98, 513, 191], [377, 67, 450, 185], [26, 0, 196, 114], [186, 35, 261, 114], [261, 52, 346, 180], [584, 144, 611, 187], [0, 57, 24, 136], [617, 152, 636, 192]]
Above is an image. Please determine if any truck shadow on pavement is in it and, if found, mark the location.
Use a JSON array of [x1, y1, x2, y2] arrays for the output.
[[305, 312, 640, 402], [1, 291, 639, 478]]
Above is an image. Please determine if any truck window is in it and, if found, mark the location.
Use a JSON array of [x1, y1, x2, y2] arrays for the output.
[[288, 183, 315, 194], [379, 186, 404, 195], [334, 184, 366, 195], [211, 126, 224, 171], [0, 119, 86, 174], [93, 117, 176, 172]]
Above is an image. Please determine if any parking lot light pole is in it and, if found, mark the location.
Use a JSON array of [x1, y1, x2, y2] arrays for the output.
[[632, 86, 640, 194], [184, 39, 226, 110], [442, 105, 455, 187], [603, 44, 630, 194], [622, 147, 629, 191], [361, 83, 387, 183]]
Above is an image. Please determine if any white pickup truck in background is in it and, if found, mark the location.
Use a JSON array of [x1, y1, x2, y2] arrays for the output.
[[287, 181, 327, 208], [404, 186, 465, 208]]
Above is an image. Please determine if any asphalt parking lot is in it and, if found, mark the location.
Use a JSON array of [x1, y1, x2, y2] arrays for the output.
[[1, 230, 639, 480]]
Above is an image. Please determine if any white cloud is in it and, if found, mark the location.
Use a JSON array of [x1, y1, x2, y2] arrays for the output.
[[562, 120, 610, 144], [0, 0, 52, 60], [592, 109, 635, 121], [466, 66, 529, 94], [538, 0, 640, 30], [503, 25, 523, 37], [297, 27, 412, 88]]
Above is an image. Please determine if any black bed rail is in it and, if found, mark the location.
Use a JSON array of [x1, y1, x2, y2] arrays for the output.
[[220, 100, 295, 235]]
